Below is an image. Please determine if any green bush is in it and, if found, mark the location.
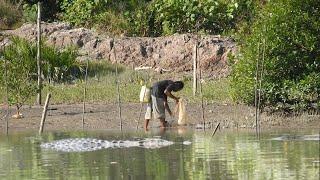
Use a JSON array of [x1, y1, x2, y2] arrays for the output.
[[61, 0, 108, 27], [60, 0, 150, 36], [1, 37, 79, 83], [22, 0, 61, 22], [22, 3, 37, 22], [0, 0, 22, 29], [41, 45, 79, 83], [94, 11, 131, 36], [0, 37, 80, 110], [59, 0, 259, 37], [0, 38, 37, 113], [141, 0, 259, 36], [230, 0, 320, 112]]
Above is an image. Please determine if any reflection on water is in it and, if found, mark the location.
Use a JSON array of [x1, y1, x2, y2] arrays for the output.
[[0, 129, 319, 179], [40, 138, 175, 152]]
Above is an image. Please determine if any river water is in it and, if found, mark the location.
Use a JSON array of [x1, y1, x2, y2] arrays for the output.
[[0, 129, 319, 179]]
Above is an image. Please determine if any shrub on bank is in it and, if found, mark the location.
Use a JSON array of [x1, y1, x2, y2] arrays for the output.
[[230, 0, 320, 112], [1, 37, 79, 83], [0, 0, 22, 30], [0, 37, 79, 110], [60, 0, 260, 37], [3, 0, 261, 36], [0, 37, 37, 115]]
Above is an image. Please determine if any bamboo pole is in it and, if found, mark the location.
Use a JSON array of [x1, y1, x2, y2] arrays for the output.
[[116, 65, 122, 131], [254, 42, 261, 137], [258, 34, 267, 135], [4, 55, 9, 135], [82, 58, 89, 129], [199, 62, 205, 130], [193, 44, 198, 96], [36, 1, 42, 105], [39, 93, 51, 134], [200, 87, 205, 130], [113, 39, 123, 131]]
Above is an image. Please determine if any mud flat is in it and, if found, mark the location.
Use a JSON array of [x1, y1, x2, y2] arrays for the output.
[[1, 102, 319, 132]]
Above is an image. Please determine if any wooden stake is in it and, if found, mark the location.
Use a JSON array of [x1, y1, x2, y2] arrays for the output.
[[258, 33, 267, 135], [193, 44, 198, 96], [36, 1, 42, 105], [116, 67, 122, 131], [254, 43, 261, 137], [4, 55, 9, 135], [199, 67, 205, 131], [82, 58, 89, 129], [200, 97, 205, 130], [39, 93, 51, 134], [113, 39, 123, 131]]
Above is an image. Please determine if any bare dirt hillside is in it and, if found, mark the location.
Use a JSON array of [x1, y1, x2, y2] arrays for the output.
[[1, 22, 236, 78]]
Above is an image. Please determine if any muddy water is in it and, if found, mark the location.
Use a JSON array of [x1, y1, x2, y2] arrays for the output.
[[0, 129, 319, 179]]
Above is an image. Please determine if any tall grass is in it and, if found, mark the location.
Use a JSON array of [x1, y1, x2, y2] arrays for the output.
[[42, 62, 149, 104], [0, 59, 232, 105]]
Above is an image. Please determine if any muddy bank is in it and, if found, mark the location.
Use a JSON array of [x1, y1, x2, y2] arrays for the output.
[[1, 103, 319, 132]]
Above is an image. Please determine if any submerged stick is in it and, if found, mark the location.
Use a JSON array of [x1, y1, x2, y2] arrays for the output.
[[39, 93, 51, 134], [211, 122, 220, 137], [82, 58, 89, 130]]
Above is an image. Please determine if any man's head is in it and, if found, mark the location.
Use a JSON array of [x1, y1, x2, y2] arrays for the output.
[[172, 81, 184, 92]]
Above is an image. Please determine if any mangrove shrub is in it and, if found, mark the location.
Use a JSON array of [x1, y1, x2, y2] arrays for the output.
[[230, 0, 320, 112], [0, 38, 37, 114], [0, 37, 79, 111]]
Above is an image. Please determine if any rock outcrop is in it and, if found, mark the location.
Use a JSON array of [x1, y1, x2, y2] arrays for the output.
[[1, 22, 237, 78]]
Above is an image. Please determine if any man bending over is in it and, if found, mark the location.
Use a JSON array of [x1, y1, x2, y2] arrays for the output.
[[144, 80, 184, 130]]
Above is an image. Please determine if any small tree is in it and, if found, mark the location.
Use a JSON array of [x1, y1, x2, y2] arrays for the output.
[[0, 38, 37, 118], [0, 37, 79, 117]]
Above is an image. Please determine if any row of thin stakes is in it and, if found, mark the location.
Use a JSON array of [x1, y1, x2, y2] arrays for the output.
[[7, 2, 221, 135], [2, 34, 222, 136], [39, 37, 221, 135]]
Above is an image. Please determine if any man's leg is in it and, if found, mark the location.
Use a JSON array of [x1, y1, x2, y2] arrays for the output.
[[144, 119, 150, 130], [144, 103, 152, 130], [159, 118, 166, 128]]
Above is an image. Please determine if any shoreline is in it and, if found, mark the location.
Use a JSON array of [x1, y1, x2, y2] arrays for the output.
[[1, 102, 319, 133]]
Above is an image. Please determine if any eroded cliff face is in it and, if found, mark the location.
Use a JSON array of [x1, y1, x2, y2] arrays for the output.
[[1, 22, 237, 78]]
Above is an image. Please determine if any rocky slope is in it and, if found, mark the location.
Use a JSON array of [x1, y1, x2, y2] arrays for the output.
[[1, 22, 237, 78]]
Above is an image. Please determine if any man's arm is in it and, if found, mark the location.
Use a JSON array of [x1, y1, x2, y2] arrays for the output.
[[164, 97, 173, 116], [164, 89, 179, 103]]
